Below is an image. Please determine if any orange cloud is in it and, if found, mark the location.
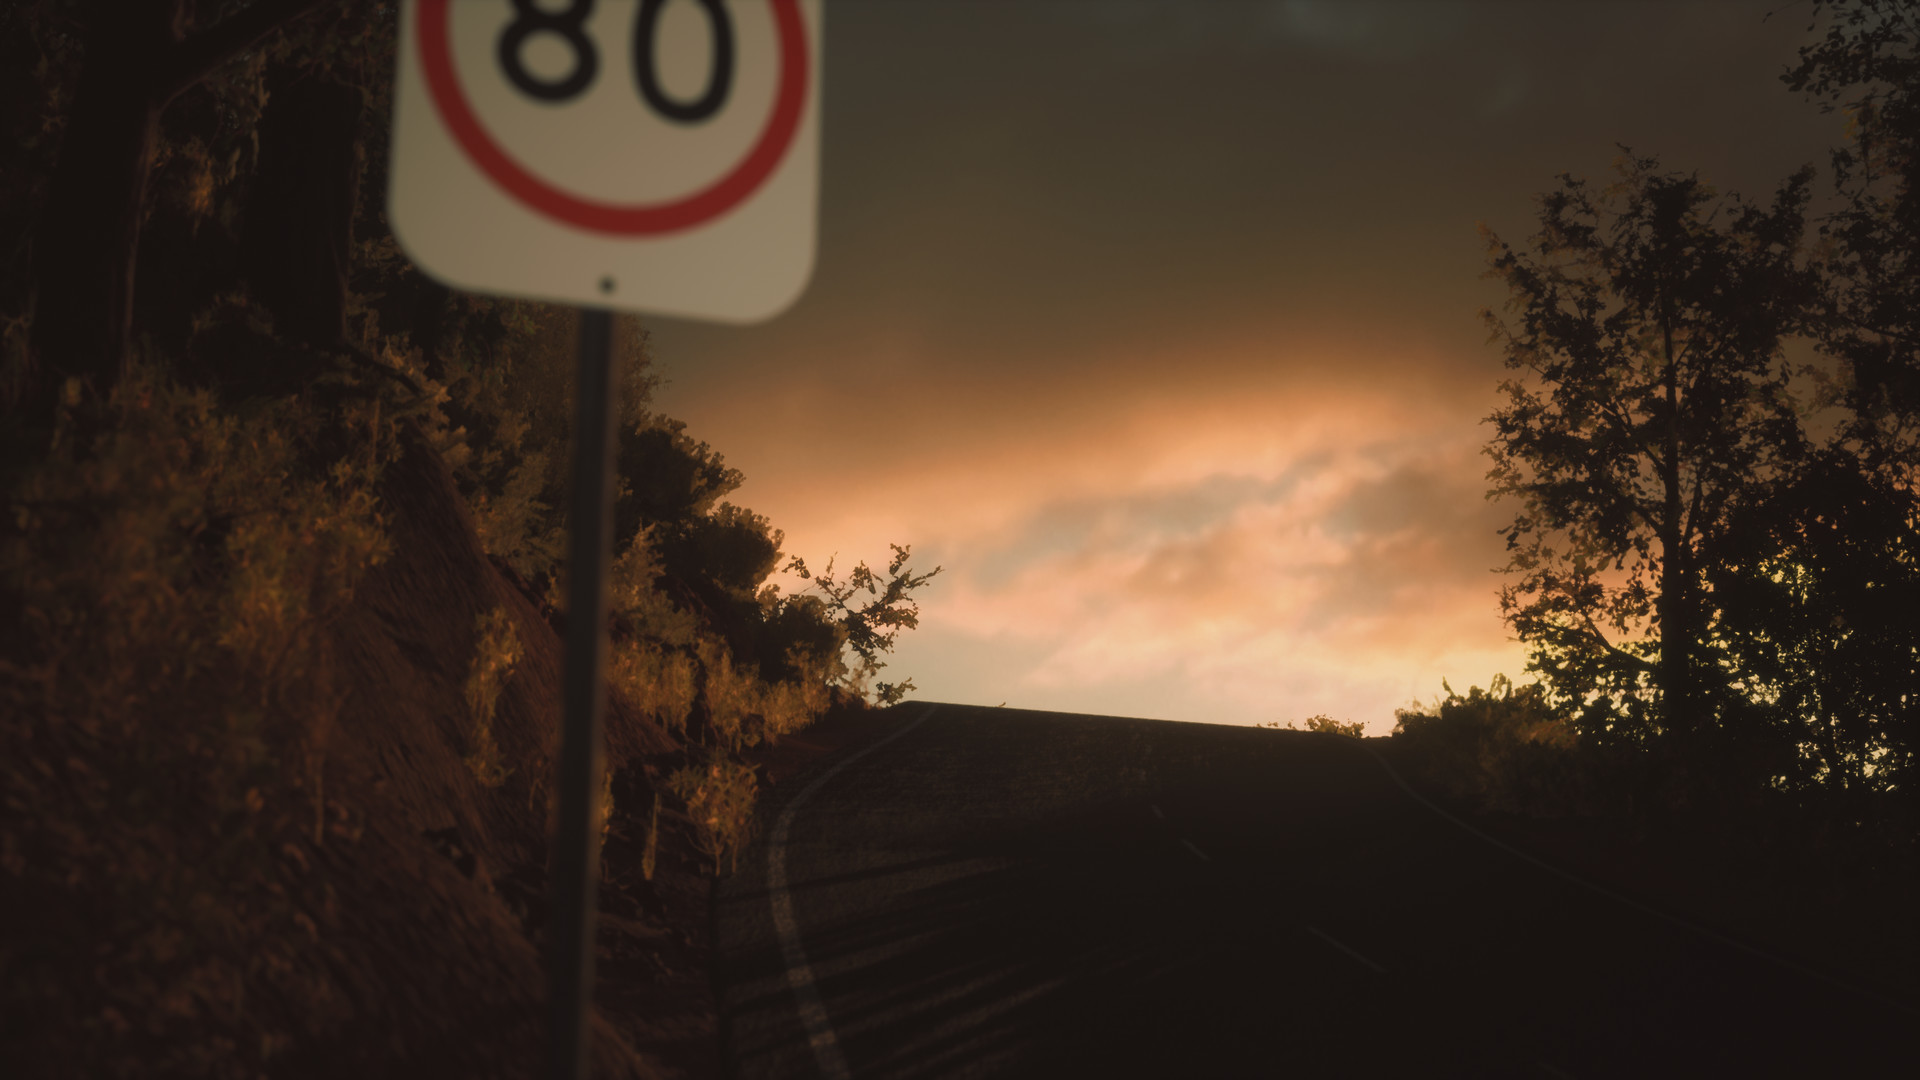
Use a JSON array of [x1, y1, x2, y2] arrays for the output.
[[670, 335, 1531, 731]]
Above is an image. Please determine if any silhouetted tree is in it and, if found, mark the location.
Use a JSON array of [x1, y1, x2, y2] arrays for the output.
[[787, 545, 943, 706], [609, 417, 937, 699], [1708, 449, 1919, 836], [1482, 153, 1817, 785], [1784, 0, 1920, 448], [1761, 0, 1920, 844], [615, 416, 746, 555]]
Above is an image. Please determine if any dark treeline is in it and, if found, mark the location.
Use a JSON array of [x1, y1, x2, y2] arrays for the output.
[[1395, 0, 1917, 876], [0, 2, 934, 1075]]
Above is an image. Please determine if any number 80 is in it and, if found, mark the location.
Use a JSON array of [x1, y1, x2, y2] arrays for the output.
[[498, 0, 734, 124]]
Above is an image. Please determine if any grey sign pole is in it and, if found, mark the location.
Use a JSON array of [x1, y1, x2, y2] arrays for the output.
[[551, 307, 619, 1080]]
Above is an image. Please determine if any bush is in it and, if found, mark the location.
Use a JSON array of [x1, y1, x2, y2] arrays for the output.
[[1266, 714, 1366, 738], [665, 753, 759, 877], [1391, 675, 1612, 818], [0, 360, 397, 1075], [461, 606, 519, 787]]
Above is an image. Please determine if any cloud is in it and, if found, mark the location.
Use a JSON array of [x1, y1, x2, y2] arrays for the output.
[[866, 393, 1527, 731], [650, 303, 1537, 731], [677, 333, 1533, 734], [1267, 0, 1470, 62]]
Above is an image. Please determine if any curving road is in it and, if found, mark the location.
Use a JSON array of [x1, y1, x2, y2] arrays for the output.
[[712, 703, 1915, 1078]]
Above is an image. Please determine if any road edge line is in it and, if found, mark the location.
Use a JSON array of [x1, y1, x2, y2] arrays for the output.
[[1356, 739, 1918, 1016], [766, 701, 940, 1079]]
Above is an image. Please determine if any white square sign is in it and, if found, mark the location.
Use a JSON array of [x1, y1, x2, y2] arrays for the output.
[[388, 0, 822, 323]]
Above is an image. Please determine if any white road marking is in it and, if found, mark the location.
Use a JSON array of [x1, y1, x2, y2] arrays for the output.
[[1306, 924, 1388, 973], [1179, 838, 1211, 862], [1356, 741, 1920, 1016], [767, 702, 939, 1080], [1149, 803, 1165, 820]]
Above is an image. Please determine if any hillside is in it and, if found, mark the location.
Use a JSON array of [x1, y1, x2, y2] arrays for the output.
[[3, 413, 739, 1077], [0, 6, 943, 1074]]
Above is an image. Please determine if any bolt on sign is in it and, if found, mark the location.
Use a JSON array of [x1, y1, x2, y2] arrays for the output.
[[389, 0, 822, 322]]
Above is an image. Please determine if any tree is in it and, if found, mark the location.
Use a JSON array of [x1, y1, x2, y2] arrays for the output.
[[1708, 448, 1920, 836], [1783, 0, 1920, 450], [605, 415, 939, 709], [22, 0, 333, 418], [611, 416, 791, 670], [1761, 0, 1920, 844], [1482, 152, 1817, 781], [787, 545, 943, 706], [1390, 676, 1593, 818]]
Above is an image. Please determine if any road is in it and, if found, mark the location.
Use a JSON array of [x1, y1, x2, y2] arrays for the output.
[[712, 703, 1915, 1078]]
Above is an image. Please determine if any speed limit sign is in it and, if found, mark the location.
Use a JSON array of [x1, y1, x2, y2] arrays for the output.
[[389, 0, 822, 322]]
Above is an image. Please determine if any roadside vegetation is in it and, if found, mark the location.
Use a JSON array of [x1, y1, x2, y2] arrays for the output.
[[0, 3, 935, 1076], [1394, 0, 1915, 918], [1264, 714, 1367, 738]]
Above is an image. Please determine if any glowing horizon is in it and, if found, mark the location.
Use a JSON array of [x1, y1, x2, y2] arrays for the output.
[[643, 1, 1838, 731]]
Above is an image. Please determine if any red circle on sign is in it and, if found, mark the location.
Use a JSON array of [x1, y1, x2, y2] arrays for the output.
[[417, 0, 809, 236]]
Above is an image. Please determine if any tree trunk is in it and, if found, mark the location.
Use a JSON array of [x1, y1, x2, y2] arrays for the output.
[[1656, 306, 1696, 739], [241, 75, 364, 348], [411, 278, 452, 383], [25, 1, 179, 406], [19, 0, 330, 424]]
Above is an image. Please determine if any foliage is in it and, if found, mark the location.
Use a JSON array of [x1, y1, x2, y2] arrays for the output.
[[607, 640, 700, 735], [1707, 449, 1919, 843], [665, 753, 760, 877], [1265, 714, 1366, 738], [614, 413, 746, 552], [640, 790, 661, 882], [1783, 0, 1920, 440], [599, 766, 616, 847], [1769, 3, 1920, 844], [787, 544, 944, 706], [0, 360, 399, 1076], [407, 301, 657, 590], [2, 360, 394, 735], [461, 606, 520, 788], [1481, 151, 1817, 756], [1465, 2, 1920, 850], [1391, 677, 1605, 819], [0, 3, 942, 1071]]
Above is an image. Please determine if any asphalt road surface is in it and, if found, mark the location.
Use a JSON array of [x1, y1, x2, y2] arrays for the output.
[[713, 703, 1915, 1078]]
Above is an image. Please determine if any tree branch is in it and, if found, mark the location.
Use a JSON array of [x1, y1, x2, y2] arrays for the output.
[[158, 0, 335, 103], [1587, 394, 1664, 533], [1681, 464, 1715, 553], [1582, 611, 1658, 674], [339, 343, 423, 396]]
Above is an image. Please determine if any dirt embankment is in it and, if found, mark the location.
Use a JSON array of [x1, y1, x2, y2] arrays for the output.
[[262, 431, 722, 1078]]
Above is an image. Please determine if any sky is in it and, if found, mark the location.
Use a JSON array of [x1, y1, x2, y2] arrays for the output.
[[640, 0, 1844, 732]]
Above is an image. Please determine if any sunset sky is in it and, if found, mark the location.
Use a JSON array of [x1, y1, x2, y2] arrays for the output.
[[642, 0, 1842, 732]]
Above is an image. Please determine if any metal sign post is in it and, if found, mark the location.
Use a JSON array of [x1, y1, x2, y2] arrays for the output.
[[549, 308, 618, 1080], [386, 4, 822, 1076]]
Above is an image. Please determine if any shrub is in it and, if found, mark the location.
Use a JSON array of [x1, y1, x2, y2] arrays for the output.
[[665, 753, 759, 877], [607, 640, 698, 735], [599, 766, 615, 846], [640, 791, 661, 882], [1267, 714, 1366, 738], [0, 360, 396, 1075], [1391, 675, 1604, 818], [786, 544, 942, 706], [462, 606, 520, 787]]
